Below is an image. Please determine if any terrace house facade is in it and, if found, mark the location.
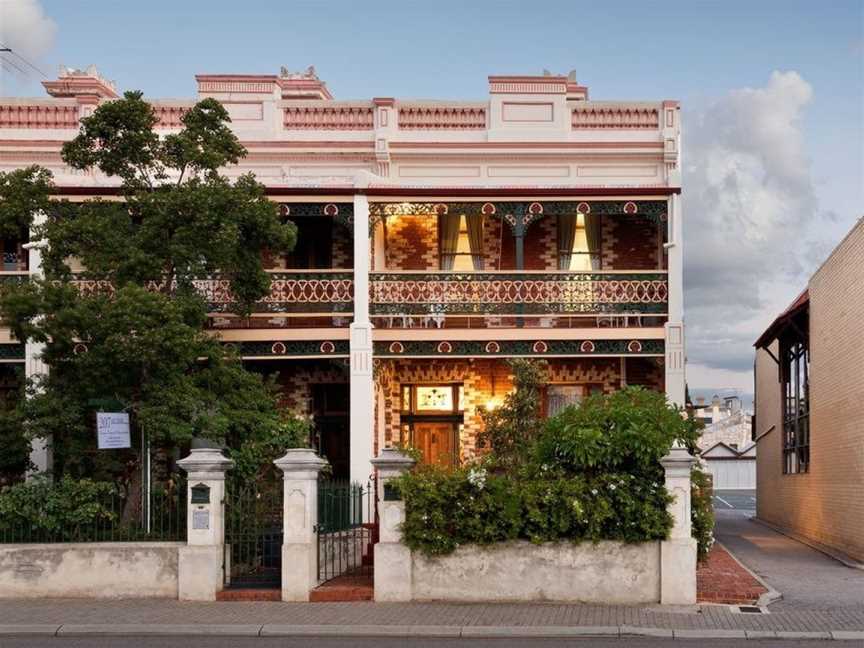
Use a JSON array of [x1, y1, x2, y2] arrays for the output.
[[0, 67, 684, 484]]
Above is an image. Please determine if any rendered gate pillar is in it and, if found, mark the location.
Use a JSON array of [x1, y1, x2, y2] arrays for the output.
[[349, 192, 375, 487], [274, 448, 327, 601], [660, 445, 698, 604], [177, 448, 234, 601], [371, 448, 416, 602]]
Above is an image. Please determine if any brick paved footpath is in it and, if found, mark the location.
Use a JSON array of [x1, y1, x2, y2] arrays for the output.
[[697, 543, 769, 604], [0, 598, 862, 636]]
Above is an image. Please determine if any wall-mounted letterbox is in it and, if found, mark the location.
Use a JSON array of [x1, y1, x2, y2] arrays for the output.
[[191, 483, 211, 504]]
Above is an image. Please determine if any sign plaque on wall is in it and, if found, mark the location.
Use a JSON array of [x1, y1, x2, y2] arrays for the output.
[[192, 510, 210, 530], [96, 412, 131, 449]]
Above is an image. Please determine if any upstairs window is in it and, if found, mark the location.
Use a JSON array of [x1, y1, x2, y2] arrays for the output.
[[781, 338, 809, 474], [558, 213, 601, 271], [441, 214, 483, 271]]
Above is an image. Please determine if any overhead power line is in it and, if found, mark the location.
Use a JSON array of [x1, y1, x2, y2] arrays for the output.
[[0, 54, 28, 77], [0, 42, 48, 78]]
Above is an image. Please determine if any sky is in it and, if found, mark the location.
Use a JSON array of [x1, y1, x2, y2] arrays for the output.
[[1, 0, 862, 396]]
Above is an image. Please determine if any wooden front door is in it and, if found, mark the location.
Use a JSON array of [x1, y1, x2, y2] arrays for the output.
[[413, 423, 456, 468]]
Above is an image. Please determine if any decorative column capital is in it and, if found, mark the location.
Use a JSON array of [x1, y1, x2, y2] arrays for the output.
[[660, 445, 696, 479], [371, 447, 416, 482], [274, 447, 328, 480], [177, 448, 234, 481]]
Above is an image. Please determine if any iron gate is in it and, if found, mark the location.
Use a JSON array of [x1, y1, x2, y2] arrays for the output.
[[317, 479, 377, 583], [224, 476, 282, 588]]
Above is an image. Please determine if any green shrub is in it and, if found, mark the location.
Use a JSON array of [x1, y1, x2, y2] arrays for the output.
[[534, 387, 699, 479], [394, 464, 673, 556], [396, 384, 713, 559], [0, 475, 116, 540], [690, 465, 715, 560]]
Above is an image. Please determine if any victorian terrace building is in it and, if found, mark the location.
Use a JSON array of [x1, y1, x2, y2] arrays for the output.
[[0, 67, 684, 484]]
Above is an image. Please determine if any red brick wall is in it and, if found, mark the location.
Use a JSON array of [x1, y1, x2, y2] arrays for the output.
[[601, 215, 663, 270], [499, 217, 557, 271], [385, 216, 438, 270], [624, 357, 664, 392], [331, 224, 353, 269]]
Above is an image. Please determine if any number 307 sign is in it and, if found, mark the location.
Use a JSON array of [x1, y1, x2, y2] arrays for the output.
[[96, 412, 131, 449]]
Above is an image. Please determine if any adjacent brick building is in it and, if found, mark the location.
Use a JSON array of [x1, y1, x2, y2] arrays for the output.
[[754, 218, 864, 562]]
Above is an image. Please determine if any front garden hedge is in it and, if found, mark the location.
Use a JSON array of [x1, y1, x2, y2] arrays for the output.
[[394, 373, 713, 559]]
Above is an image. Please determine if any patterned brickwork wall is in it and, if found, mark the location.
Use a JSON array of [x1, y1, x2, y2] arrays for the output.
[[757, 220, 864, 561], [499, 217, 558, 270], [385, 215, 438, 270], [546, 358, 621, 393], [482, 217, 503, 270], [601, 215, 662, 270], [271, 360, 349, 415], [377, 358, 628, 462], [331, 224, 353, 269], [625, 357, 664, 392]]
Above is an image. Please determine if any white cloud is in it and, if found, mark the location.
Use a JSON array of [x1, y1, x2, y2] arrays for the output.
[[683, 71, 827, 376], [0, 0, 56, 88]]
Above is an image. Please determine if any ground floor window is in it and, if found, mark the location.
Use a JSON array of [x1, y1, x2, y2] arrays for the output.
[[543, 383, 603, 417]]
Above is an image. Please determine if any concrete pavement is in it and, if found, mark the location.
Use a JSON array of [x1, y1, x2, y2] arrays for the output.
[[0, 637, 856, 648], [714, 510, 864, 611], [0, 599, 862, 639]]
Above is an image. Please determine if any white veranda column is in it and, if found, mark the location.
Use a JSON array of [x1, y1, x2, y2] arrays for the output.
[[24, 211, 50, 474], [349, 193, 375, 486], [664, 193, 685, 406]]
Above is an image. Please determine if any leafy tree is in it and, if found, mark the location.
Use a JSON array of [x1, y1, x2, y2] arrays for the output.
[[476, 359, 547, 472], [0, 92, 298, 487]]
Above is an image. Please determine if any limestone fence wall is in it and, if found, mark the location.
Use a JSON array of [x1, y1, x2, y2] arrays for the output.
[[0, 542, 181, 599], [372, 446, 697, 605], [412, 541, 660, 604]]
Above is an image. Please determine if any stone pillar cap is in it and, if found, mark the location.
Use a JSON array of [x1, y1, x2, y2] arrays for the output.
[[371, 447, 416, 472], [660, 444, 697, 469], [177, 448, 234, 475], [274, 447, 328, 474]]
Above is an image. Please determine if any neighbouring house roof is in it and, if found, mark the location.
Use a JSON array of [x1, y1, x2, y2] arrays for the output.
[[754, 289, 809, 348], [701, 441, 756, 460]]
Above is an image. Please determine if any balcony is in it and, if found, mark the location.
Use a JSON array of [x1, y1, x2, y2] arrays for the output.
[[369, 270, 667, 329]]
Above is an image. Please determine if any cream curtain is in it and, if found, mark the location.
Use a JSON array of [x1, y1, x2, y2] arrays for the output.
[[557, 213, 577, 270], [439, 212, 461, 270], [466, 213, 485, 270], [585, 213, 602, 270]]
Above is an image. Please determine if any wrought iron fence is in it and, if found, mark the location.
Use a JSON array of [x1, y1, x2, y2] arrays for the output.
[[223, 478, 282, 588], [0, 479, 187, 544], [317, 479, 377, 583]]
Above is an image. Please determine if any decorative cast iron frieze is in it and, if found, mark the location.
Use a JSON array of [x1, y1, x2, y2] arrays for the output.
[[231, 340, 350, 357], [373, 339, 664, 357], [278, 203, 354, 231], [367, 200, 668, 233]]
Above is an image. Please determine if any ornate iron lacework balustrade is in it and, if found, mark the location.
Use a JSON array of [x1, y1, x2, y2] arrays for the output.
[[369, 272, 668, 316], [72, 272, 354, 314]]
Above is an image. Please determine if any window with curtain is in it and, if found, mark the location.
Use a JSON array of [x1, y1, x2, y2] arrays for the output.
[[441, 214, 483, 271], [558, 213, 601, 271]]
